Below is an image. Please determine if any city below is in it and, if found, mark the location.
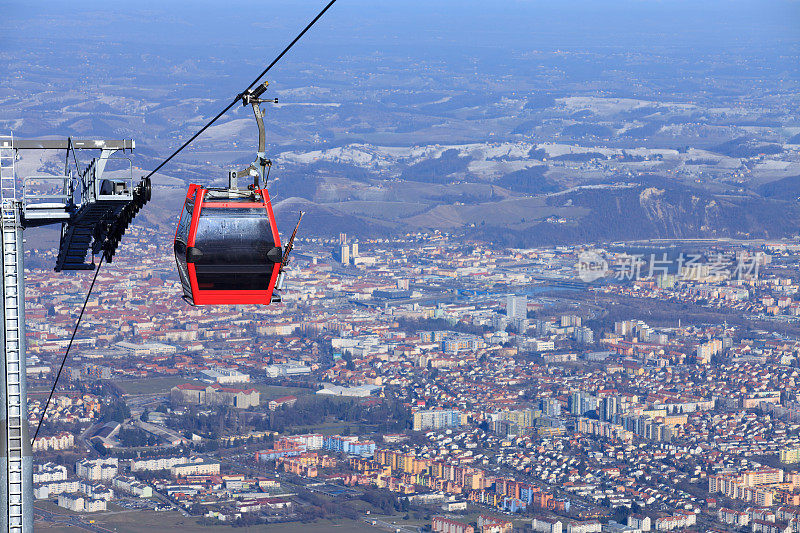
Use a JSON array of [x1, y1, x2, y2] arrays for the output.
[[1, 1, 798, 532], [23, 224, 800, 533]]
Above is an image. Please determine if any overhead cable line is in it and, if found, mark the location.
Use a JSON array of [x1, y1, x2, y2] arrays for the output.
[[31, 255, 105, 445], [144, 0, 338, 180], [31, 0, 339, 443]]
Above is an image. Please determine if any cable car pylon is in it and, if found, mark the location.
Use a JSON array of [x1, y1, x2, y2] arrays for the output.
[[0, 135, 149, 533]]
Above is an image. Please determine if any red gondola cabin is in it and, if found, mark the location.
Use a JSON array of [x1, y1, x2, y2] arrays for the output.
[[174, 184, 283, 305]]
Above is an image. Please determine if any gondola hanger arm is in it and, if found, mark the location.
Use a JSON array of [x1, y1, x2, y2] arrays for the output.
[[232, 81, 278, 190]]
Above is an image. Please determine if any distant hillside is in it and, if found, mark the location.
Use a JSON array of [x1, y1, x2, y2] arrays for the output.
[[496, 167, 559, 194], [758, 175, 800, 199], [399, 149, 471, 184], [31, 162, 797, 255], [272, 197, 394, 238], [709, 136, 783, 158], [255, 176, 800, 248], [473, 179, 800, 247]]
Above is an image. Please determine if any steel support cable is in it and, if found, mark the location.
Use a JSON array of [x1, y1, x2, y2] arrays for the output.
[[31, 255, 105, 445], [143, 0, 338, 181]]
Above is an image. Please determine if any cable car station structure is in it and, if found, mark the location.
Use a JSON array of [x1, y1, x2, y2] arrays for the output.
[[0, 135, 150, 532]]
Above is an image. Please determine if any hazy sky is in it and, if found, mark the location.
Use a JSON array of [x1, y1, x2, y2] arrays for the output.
[[3, 1, 799, 54]]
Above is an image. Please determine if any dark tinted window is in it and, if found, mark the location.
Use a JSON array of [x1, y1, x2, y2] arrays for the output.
[[193, 207, 276, 291], [174, 198, 195, 300], [176, 200, 193, 243]]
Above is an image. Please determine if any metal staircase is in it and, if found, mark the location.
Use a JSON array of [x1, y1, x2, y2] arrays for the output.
[[56, 223, 96, 271]]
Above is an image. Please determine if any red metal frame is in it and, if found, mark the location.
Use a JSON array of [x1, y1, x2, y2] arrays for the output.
[[177, 185, 281, 306]]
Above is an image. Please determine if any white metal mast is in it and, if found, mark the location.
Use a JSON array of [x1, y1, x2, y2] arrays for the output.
[[0, 134, 31, 533]]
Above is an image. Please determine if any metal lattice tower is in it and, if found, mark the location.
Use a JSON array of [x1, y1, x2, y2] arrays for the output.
[[0, 134, 31, 533]]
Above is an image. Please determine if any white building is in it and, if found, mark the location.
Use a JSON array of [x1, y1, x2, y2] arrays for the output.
[[113, 476, 153, 498], [130, 456, 196, 472], [265, 362, 312, 378], [717, 508, 748, 527], [566, 521, 602, 533], [57, 494, 85, 512], [532, 517, 562, 533], [79, 482, 113, 501], [575, 326, 594, 344], [170, 460, 220, 478], [507, 294, 527, 320], [653, 512, 696, 531], [33, 463, 68, 484], [628, 515, 652, 531], [57, 493, 107, 513], [75, 458, 118, 481], [32, 432, 74, 452], [200, 366, 250, 384], [279, 434, 324, 451], [34, 479, 80, 500], [316, 383, 381, 397], [534, 339, 555, 352], [115, 341, 177, 356]]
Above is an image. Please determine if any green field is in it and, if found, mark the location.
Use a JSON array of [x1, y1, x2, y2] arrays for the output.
[[35, 506, 382, 533], [115, 376, 188, 395], [116, 378, 313, 402]]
